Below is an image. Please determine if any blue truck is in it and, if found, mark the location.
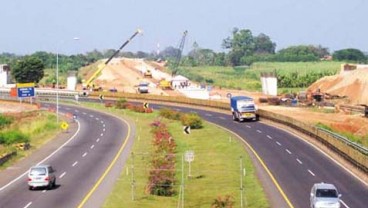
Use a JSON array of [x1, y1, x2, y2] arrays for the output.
[[230, 96, 258, 121]]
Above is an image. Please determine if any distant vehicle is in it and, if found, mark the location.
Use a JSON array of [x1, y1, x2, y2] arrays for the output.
[[109, 87, 118, 92], [138, 82, 149, 93], [230, 96, 258, 121], [28, 165, 56, 190], [144, 69, 152, 78], [310, 182, 341, 208], [159, 79, 172, 90]]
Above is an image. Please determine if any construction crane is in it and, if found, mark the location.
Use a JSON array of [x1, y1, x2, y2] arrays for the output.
[[172, 30, 188, 76], [83, 29, 143, 91]]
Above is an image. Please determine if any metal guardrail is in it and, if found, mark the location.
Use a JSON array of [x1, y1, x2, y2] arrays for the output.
[[317, 127, 368, 155], [1, 88, 367, 173]]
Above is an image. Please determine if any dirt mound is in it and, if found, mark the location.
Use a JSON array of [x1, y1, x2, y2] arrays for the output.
[[91, 58, 168, 95], [308, 68, 368, 105]]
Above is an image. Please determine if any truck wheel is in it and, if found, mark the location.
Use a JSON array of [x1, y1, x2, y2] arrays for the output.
[[232, 113, 237, 121]]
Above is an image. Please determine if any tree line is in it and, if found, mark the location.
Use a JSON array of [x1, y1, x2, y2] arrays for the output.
[[1, 27, 367, 84]]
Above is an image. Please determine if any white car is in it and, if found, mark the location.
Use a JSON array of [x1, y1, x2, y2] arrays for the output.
[[310, 182, 341, 208], [137, 82, 149, 93], [28, 165, 56, 190]]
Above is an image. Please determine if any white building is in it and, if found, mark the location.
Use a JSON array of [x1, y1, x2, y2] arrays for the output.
[[171, 75, 189, 89], [0, 64, 11, 87]]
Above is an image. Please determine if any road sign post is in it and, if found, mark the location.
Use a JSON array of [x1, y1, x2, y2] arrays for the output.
[[185, 150, 194, 178], [16, 83, 35, 98]]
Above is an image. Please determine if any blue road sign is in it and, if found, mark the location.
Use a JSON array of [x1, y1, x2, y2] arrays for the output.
[[17, 87, 35, 97]]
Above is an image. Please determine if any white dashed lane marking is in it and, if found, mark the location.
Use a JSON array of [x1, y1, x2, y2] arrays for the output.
[[297, 159, 303, 164], [219, 117, 226, 120], [42, 190, 46, 193], [82, 112, 87, 115], [100, 133, 104, 137], [276, 141, 282, 146], [72, 161, 78, 167], [246, 125, 251, 128], [103, 128, 106, 132], [90, 145, 95, 149], [89, 115, 94, 118], [82, 152, 87, 157], [256, 130, 262, 133], [59, 172, 66, 179], [205, 113, 212, 116], [308, 169, 315, 176], [340, 200, 350, 208], [96, 117, 99, 120], [24, 202, 32, 208], [267, 135, 273, 139], [96, 138, 100, 142], [285, 149, 292, 154]]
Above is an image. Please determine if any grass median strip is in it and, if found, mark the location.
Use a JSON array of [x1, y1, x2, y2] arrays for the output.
[[84, 103, 269, 208]]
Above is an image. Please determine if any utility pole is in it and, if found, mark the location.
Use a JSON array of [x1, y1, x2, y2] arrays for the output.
[[177, 154, 185, 208], [240, 156, 244, 208], [131, 152, 135, 201]]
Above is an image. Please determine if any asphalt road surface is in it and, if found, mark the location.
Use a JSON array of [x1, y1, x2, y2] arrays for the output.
[[149, 103, 368, 208], [0, 104, 135, 208], [0, 99, 367, 208]]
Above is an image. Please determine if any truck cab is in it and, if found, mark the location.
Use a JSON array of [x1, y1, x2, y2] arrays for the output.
[[230, 96, 258, 122]]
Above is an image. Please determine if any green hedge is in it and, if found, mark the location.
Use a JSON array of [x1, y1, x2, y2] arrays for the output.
[[0, 130, 29, 145], [0, 115, 13, 129]]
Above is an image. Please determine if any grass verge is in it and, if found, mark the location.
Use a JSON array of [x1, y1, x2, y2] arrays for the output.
[[83, 103, 269, 208], [0, 111, 60, 169]]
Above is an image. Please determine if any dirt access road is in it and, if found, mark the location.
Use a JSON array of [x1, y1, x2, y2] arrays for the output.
[[81, 58, 368, 143]]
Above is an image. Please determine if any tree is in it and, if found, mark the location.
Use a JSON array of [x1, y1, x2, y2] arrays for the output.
[[275, 45, 320, 62], [333, 48, 367, 62], [11, 56, 45, 83], [188, 47, 216, 66], [159, 46, 181, 59], [222, 28, 276, 66], [254, 33, 276, 54]]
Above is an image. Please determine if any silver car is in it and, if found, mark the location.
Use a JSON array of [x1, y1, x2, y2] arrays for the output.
[[28, 165, 56, 190], [310, 182, 341, 208]]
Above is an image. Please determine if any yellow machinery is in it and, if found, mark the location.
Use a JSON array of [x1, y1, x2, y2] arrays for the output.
[[159, 79, 172, 90], [83, 29, 142, 91], [143, 69, 152, 78]]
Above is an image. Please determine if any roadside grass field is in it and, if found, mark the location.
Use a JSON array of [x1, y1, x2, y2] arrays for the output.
[[84, 103, 269, 208], [179, 61, 342, 91], [0, 111, 59, 169]]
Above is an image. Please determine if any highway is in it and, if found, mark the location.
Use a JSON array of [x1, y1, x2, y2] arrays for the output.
[[150, 103, 368, 208], [0, 100, 367, 208], [0, 104, 134, 208]]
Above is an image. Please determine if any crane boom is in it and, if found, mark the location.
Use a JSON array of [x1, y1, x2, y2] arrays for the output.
[[84, 29, 142, 88], [172, 30, 188, 76]]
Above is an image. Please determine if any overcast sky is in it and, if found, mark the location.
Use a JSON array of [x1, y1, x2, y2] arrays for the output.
[[0, 0, 366, 55]]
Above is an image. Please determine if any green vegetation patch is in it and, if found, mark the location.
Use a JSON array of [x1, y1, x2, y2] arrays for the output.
[[0, 111, 60, 168], [180, 61, 342, 91], [83, 103, 268, 208]]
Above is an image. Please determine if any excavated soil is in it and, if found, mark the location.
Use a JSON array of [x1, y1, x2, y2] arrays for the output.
[[82, 59, 368, 144], [309, 68, 368, 105]]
